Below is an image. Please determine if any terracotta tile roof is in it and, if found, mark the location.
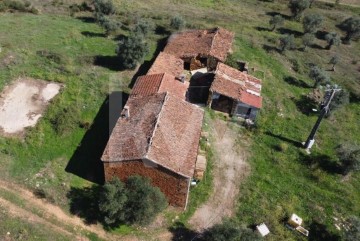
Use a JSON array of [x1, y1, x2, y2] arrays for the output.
[[164, 27, 234, 62], [210, 63, 262, 108], [101, 93, 204, 178], [147, 52, 184, 77], [131, 73, 189, 100]]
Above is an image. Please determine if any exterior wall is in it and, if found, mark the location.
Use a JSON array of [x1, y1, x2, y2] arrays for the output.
[[104, 160, 189, 209], [233, 101, 258, 120]]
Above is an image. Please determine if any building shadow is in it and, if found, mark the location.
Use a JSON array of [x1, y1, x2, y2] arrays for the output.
[[155, 25, 171, 35], [65, 92, 128, 184], [309, 221, 340, 241], [81, 31, 106, 38], [264, 131, 302, 148], [299, 153, 343, 174], [284, 76, 311, 88], [277, 28, 303, 37], [169, 222, 199, 241], [128, 36, 169, 88]]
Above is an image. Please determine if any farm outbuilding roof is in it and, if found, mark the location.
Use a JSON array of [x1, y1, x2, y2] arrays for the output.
[[210, 63, 262, 108], [164, 27, 234, 62], [131, 73, 189, 100], [101, 92, 204, 178], [147, 52, 184, 77]]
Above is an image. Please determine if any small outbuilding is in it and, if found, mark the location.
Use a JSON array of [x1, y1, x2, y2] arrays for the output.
[[208, 63, 262, 120], [164, 27, 234, 71]]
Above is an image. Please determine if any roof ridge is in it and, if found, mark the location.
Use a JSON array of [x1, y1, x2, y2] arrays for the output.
[[144, 92, 168, 155]]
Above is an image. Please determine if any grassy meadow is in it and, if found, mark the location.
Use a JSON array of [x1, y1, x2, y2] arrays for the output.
[[0, 0, 359, 240]]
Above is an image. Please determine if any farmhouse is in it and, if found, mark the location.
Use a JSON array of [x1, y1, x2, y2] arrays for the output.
[[101, 92, 204, 208], [208, 63, 262, 120], [147, 51, 185, 78], [131, 73, 189, 100], [164, 27, 234, 70]]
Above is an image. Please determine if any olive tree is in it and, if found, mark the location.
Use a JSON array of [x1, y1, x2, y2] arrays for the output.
[[303, 13, 323, 34], [309, 65, 330, 88], [329, 55, 340, 71], [134, 19, 155, 37], [269, 15, 284, 31], [340, 17, 360, 44], [302, 33, 315, 51], [337, 144, 360, 175], [325, 32, 341, 50], [116, 32, 149, 69], [289, 0, 310, 21], [279, 34, 295, 53]]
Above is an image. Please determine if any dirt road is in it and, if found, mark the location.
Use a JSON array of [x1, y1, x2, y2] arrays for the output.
[[188, 119, 250, 231]]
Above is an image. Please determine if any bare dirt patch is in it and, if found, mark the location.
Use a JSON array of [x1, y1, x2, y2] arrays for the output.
[[0, 78, 61, 136], [189, 119, 251, 231]]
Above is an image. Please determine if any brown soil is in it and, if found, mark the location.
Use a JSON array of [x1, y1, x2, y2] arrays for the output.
[[188, 119, 251, 231]]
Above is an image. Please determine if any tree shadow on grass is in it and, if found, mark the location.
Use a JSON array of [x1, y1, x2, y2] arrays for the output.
[[266, 11, 291, 20], [264, 131, 303, 148], [76, 16, 96, 23], [169, 222, 199, 241], [128, 36, 169, 88], [81, 31, 106, 38], [299, 153, 343, 175], [155, 25, 171, 35], [284, 76, 311, 88], [315, 30, 328, 40], [255, 26, 270, 32], [65, 92, 128, 184], [93, 55, 126, 71], [67, 185, 102, 225], [309, 221, 341, 241], [293, 95, 318, 116], [263, 44, 280, 53], [277, 28, 303, 37]]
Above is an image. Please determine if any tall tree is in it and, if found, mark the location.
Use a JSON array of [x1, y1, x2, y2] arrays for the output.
[[116, 32, 149, 69], [269, 15, 284, 31], [325, 32, 341, 50], [289, 0, 310, 21], [340, 17, 360, 44], [303, 14, 323, 33], [279, 34, 295, 53], [302, 33, 315, 50], [309, 65, 330, 88]]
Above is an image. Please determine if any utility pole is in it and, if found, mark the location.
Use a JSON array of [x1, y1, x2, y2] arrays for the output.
[[304, 87, 341, 150]]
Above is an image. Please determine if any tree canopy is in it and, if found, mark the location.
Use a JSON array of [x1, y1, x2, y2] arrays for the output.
[[337, 144, 360, 175], [269, 15, 284, 31], [325, 32, 341, 50], [289, 0, 310, 21], [302, 14, 323, 33], [340, 17, 360, 44], [309, 65, 330, 88], [279, 34, 295, 53], [170, 15, 186, 30], [345, 216, 360, 241]]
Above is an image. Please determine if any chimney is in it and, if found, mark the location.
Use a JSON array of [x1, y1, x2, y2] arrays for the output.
[[122, 105, 130, 118]]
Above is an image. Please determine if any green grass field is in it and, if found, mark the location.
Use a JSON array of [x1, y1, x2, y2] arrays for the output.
[[0, 0, 359, 240]]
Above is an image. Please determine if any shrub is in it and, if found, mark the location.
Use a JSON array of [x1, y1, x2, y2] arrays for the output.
[[116, 32, 149, 69], [93, 0, 115, 16], [124, 176, 167, 225], [99, 178, 128, 225], [329, 87, 349, 111], [329, 55, 340, 71], [288, 0, 310, 21], [97, 15, 121, 36], [325, 32, 341, 50], [302, 14, 323, 34], [336, 144, 360, 175], [269, 15, 284, 31], [339, 17, 360, 44], [279, 34, 295, 53], [170, 15, 186, 30], [50, 105, 80, 136], [309, 65, 330, 88]]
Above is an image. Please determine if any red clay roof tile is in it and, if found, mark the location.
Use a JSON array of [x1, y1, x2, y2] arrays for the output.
[[147, 52, 184, 77]]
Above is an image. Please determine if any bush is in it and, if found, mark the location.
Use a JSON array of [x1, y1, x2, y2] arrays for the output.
[[97, 15, 121, 36], [302, 13, 323, 33], [325, 32, 341, 50], [93, 0, 115, 16], [170, 15, 186, 30], [116, 32, 149, 69], [302, 33, 314, 51], [289, 0, 310, 21], [50, 105, 80, 136], [336, 144, 360, 175]]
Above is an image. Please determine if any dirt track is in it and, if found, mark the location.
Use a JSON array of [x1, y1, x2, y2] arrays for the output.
[[188, 119, 250, 231]]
